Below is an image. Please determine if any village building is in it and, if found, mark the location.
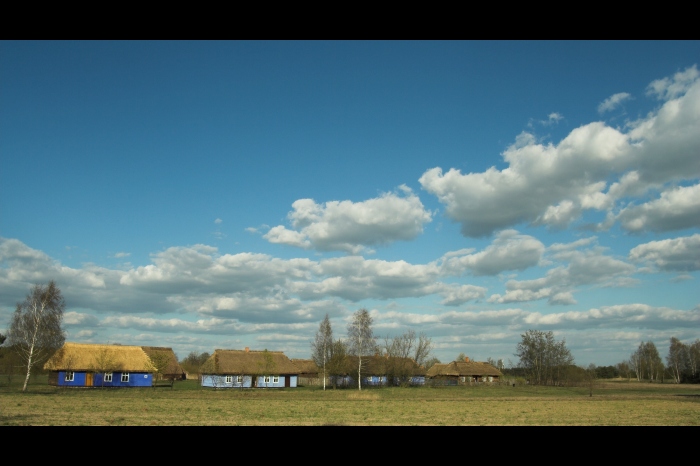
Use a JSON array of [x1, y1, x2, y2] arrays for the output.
[[43, 342, 182, 388], [200, 348, 300, 388], [425, 356, 503, 385]]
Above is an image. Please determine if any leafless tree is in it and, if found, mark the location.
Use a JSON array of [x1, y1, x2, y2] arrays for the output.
[[326, 339, 348, 389], [666, 337, 688, 384], [311, 314, 333, 390], [347, 308, 376, 390], [515, 330, 574, 386], [8, 281, 66, 392], [383, 330, 433, 386], [688, 339, 700, 379]]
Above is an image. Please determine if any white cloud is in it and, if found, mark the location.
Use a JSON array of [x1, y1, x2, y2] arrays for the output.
[[263, 186, 432, 253], [488, 247, 636, 305], [113, 252, 131, 258], [617, 183, 700, 233], [440, 230, 544, 276], [629, 233, 700, 272], [420, 66, 700, 237], [646, 65, 699, 100], [598, 92, 631, 113], [214, 218, 223, 224]]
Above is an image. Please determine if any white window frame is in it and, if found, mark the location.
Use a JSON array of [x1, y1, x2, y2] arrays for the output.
[[264, 376, 271, 384], [121, 372, 130, 383], [225, 375, 233, 384], [236, 375, 243, 383], [272, 376, 279, 384], [65, 371, 74, 382], [104, 372, 113, 383]]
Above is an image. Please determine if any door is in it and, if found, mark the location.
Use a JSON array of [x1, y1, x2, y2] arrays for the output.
[[86, 372, 93, 387]]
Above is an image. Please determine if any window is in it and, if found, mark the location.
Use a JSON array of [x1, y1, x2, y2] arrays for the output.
[[104, 373, 112, 383], [236, 375, 243, 383], [65, 371, 74, 382], [460, 376, 465, 382], [225, 375, 233, 384], [121, 373, 130, 383], [264, 376, 271, 384], [272, 376, 279, 384]]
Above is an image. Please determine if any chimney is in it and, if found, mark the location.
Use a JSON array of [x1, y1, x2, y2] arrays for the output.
[[464, 356, 470, 363], [245, 347, 249, 352]]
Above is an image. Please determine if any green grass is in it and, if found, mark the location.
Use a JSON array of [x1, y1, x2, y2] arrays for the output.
[[1, 375, 698, 425]]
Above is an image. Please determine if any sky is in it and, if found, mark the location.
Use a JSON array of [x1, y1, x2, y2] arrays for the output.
[[1, 40, 699, 367]]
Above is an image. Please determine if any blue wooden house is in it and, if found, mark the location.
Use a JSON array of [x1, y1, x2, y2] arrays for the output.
[[200, 348, 300, 388], [43, 342, 179, 387]]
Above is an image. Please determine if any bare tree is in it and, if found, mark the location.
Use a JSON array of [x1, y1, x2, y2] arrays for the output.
[[383, 330, 433, 386], [326, 339, 349, 389], [515, 330, 574, 385], [347, 308, 377, 391], [8, 281, 66, 392], [666, 337, 688, 384], [688, 339, 700, 379], [311, 314, 333, 390]]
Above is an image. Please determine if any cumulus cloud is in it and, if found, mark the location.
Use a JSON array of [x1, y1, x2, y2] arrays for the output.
[[263, 185, 432, 253], [629, 233, 700, 272], [113, 252, 131, 258], [617, 183, 700, 233], [440, 230, 544, 276], [488, 246, 636, 305], [420, 66, 700, 237], [598, 92, 631, 113]]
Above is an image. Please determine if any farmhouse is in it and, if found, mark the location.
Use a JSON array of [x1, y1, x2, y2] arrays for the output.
[[44, 342, 160, 387], [200, 348, 300, 388], [426, 357, 503, 385]]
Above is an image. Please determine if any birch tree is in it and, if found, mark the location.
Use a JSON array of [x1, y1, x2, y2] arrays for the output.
[[347, 308, 376, 390], [311, 314, 333, 390], [666, 337, 688, 384], [8, 281, 66, 392]]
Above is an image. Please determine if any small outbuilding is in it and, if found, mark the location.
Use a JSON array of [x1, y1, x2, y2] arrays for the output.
[[426, 356, 503, 386], [291, 359, 321, 386], [200, 348, 300, 388]]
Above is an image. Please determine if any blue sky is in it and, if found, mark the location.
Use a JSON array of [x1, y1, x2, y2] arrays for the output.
[[2, 40, 698, 367]]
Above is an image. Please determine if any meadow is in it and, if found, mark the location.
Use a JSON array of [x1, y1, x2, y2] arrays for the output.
[[1, 375, 699, 426]]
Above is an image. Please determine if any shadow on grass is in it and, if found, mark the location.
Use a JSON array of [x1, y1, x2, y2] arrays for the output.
[[0, 413, 42, 426]]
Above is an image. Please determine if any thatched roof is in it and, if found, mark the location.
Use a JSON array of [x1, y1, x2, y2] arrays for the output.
[[201, 349, 300, 375], [426, 360, 503, 378], [140, 346, 185, 377], [43, 342, 156, 372], [291, 359, 320, 375]]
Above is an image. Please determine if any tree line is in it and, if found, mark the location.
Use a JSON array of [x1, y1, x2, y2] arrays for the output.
[[311, 309, 434, 390]]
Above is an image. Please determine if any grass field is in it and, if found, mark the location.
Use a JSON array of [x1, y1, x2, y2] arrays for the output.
[[1, 375, 698, 425]]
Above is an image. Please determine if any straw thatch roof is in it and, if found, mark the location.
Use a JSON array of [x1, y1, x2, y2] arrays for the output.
[[426, 360, 503, 378], [291, 359, 320, 376], [43, 342, 156, 372], [201, 349, 300, 375], [141, 346, 185, 378]]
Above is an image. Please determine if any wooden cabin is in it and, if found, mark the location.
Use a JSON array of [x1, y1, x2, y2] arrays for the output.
[[200, 348, 300, 388]]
